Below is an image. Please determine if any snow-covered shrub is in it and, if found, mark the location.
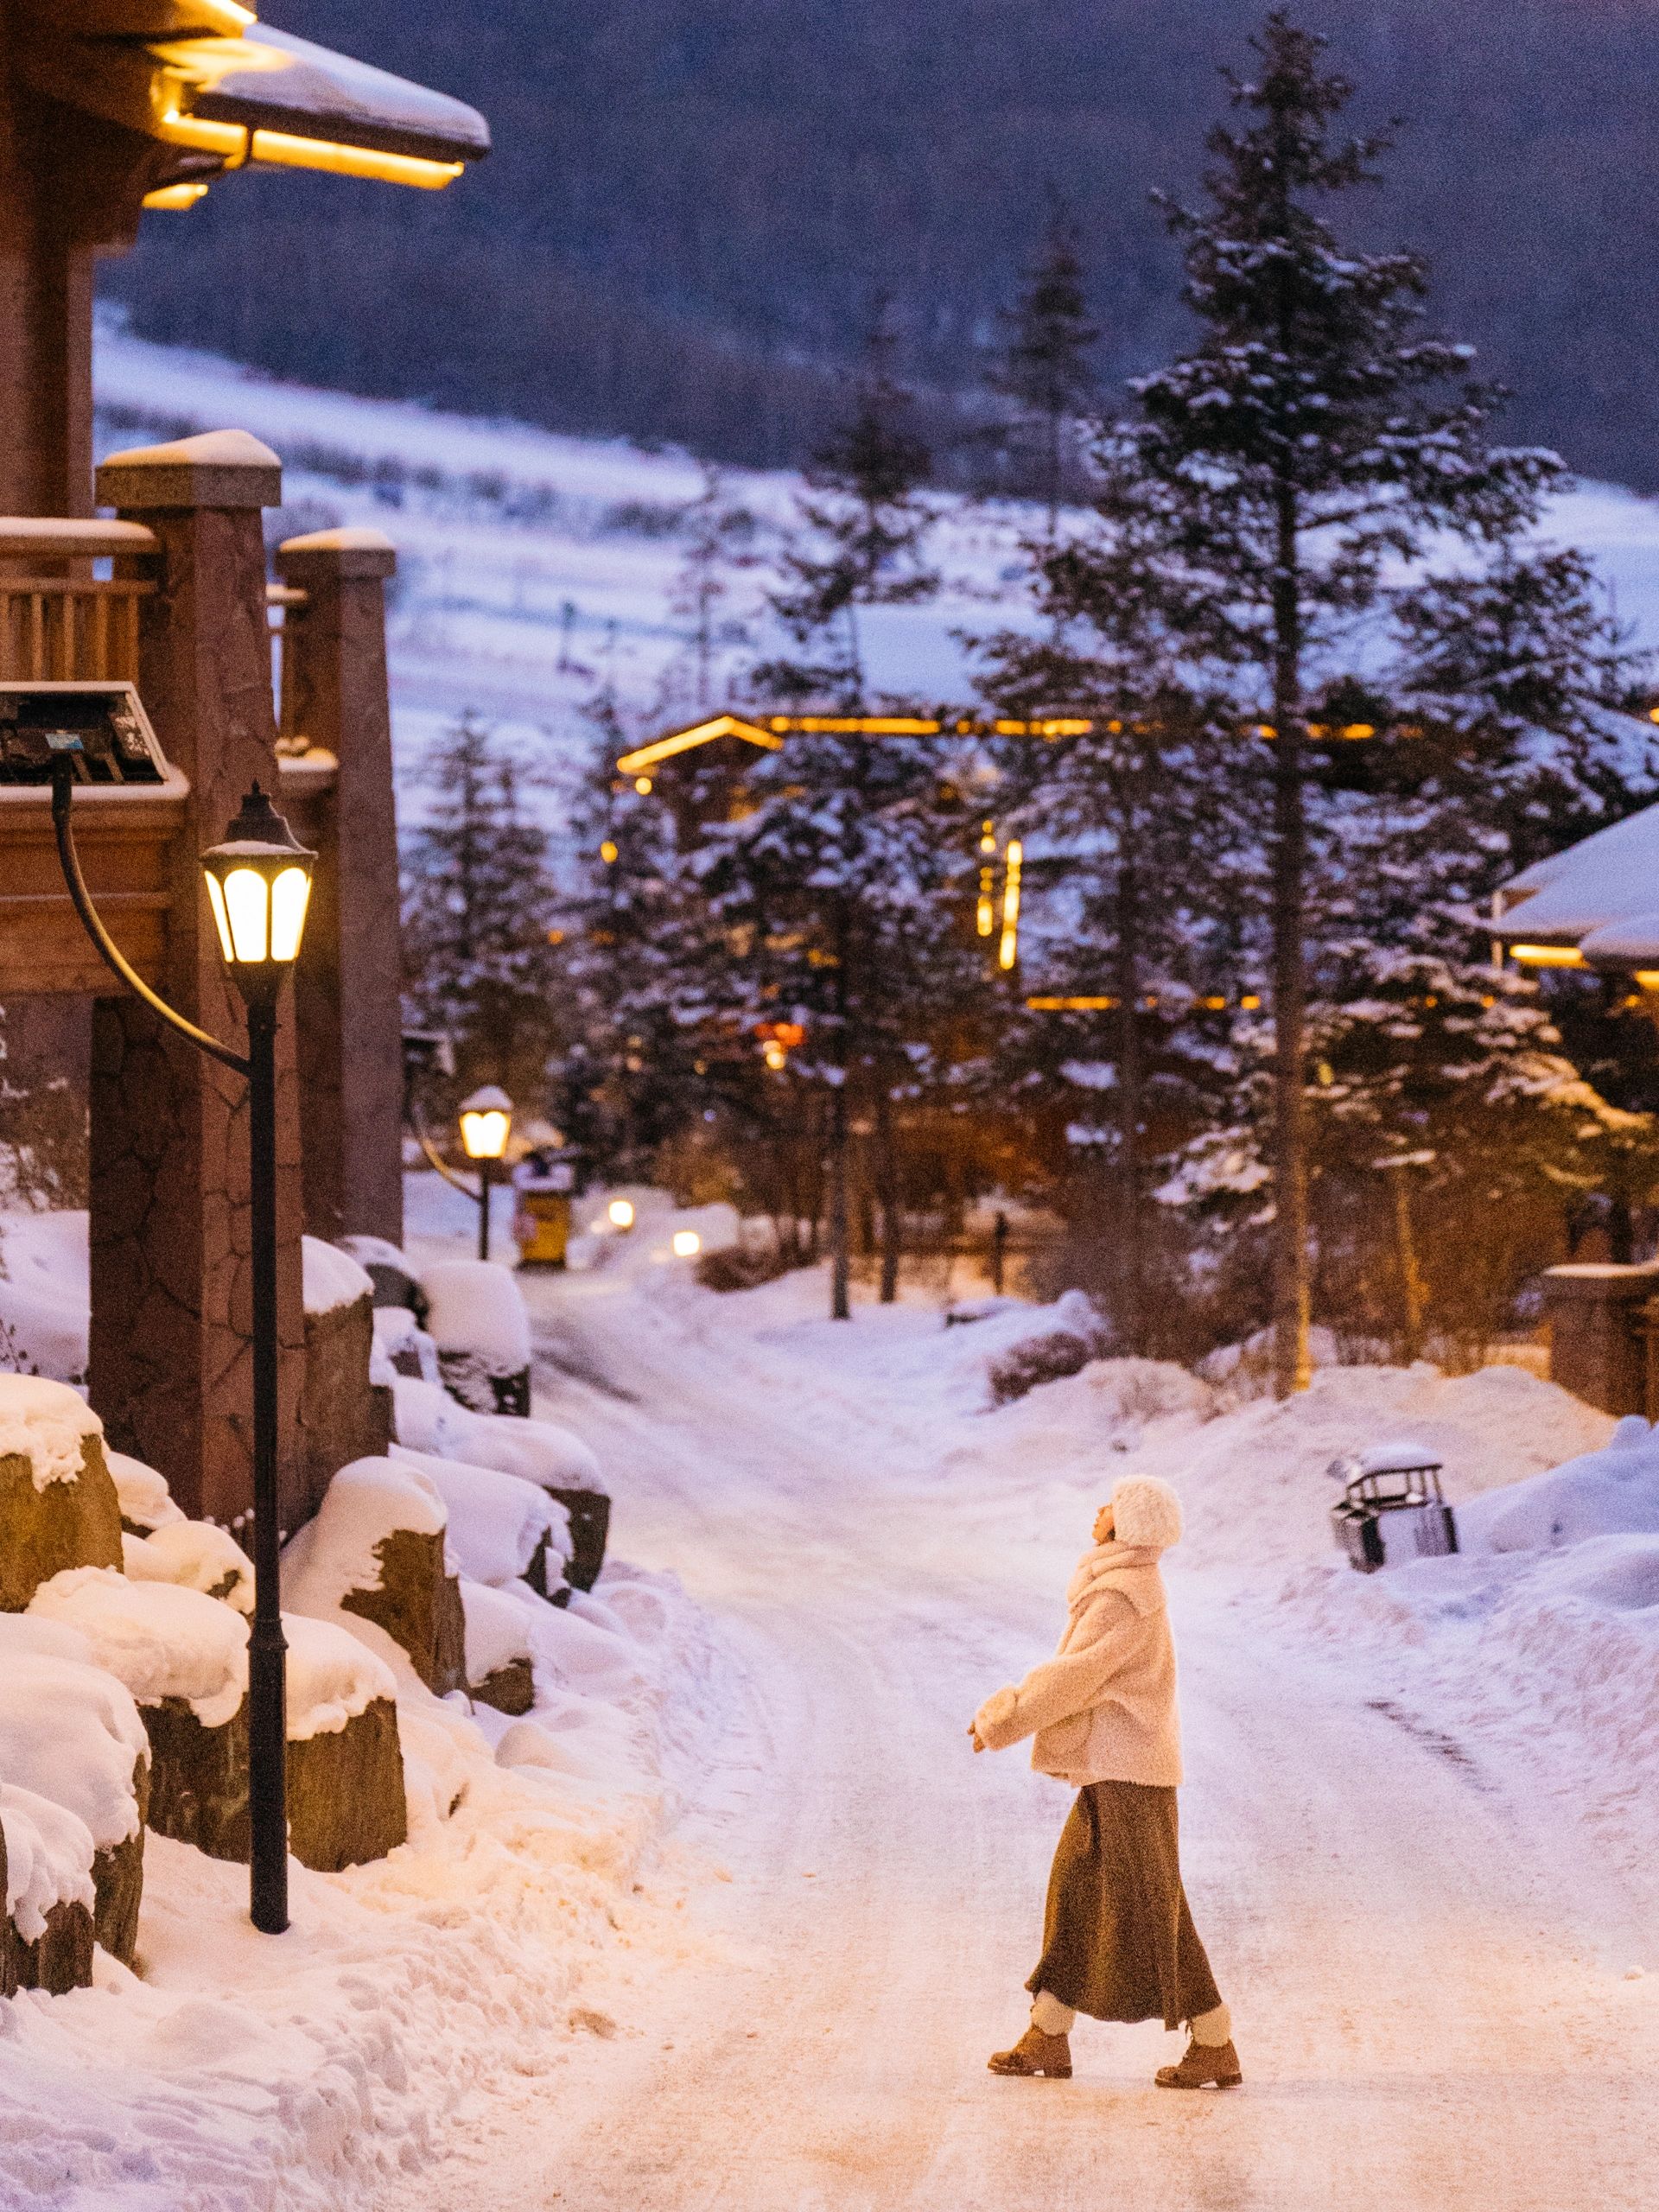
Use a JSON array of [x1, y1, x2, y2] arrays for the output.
[[1460, 1416, 1659, 1554], [986, 1296, 1109, 1405]]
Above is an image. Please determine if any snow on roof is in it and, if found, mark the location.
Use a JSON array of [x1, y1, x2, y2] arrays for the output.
[[0, 1653, 149, 1851], [1, 1784, 95, 1942], [1497, 797, 1659, 949], [302, 1234, 375, 1317], [29, 1567, 250, 1728], [0, 1375, 103, 1491], [158, 24, 490, 162]]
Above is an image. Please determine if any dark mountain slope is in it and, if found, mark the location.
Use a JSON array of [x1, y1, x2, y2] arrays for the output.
[[101, 2, 1659, 486]]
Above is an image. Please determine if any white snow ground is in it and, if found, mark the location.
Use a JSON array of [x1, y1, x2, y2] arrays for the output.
[[363, 1198, 1657, 2212], [1, 1174, 1656, 2203]]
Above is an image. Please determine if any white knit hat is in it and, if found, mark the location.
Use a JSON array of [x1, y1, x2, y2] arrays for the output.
[[1110, 1474, 1183, 1551]]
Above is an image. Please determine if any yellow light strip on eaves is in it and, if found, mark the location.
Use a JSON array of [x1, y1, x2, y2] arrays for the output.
[[143, 181, 210, 209], [1508, 943, 1586, 969], [248, 130, 464, 188]]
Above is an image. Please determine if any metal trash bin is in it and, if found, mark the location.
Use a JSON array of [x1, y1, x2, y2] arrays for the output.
[[1328, 1442, 1459, 1573]]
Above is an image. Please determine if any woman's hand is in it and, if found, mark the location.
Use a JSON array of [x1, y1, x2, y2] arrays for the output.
[[968, 1722, 985, 1753]]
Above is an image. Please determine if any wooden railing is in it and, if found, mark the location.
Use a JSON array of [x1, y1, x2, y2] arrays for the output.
[[0, 519, 159, 684], [266, 581, 310, 748]]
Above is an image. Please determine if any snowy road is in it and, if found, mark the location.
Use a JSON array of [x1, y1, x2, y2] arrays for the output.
[[391, 1270, 1656, 2212]]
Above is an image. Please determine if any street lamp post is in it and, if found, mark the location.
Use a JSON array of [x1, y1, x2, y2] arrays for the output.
[[458, 1084, 514, 1260], [51, 754, 314, 1936]]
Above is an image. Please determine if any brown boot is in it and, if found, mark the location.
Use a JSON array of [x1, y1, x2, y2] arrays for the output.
[[988, 2025, 1072, 2079], [1155, 2037, 1242, 2089]]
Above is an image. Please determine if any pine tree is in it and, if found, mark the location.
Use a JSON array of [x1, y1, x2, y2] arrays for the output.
[[1133, 10, 1559, 1395], [989, 194, 1100, 537], [401, 712, 565, 1107], [668, 461, 760, 713], [757, 306, 938, 710], [976, 437, 1257, 1349]]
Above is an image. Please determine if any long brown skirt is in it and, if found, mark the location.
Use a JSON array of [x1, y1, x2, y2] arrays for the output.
[[1026, 1779, 1223, 2029]]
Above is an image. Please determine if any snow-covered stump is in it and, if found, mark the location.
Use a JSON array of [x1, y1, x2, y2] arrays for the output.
[[460, 1580, 536, 1716], [296, 1240, 393, 1529], [29, 1567, 408, 1872], [390, 1377, 608, 1592], [283, 1456, 467, 1696], [0, 1379, 124, 1611], [420, 1261, 533, 1418], [0, 1620, 152, 1967], [391, 1444, 572, 1603], [2, 1785, 98, 1994]]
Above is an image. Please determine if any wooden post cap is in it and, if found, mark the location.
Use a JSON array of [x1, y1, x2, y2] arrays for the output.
[[276, 526, 397, 583], [96, 429, 282, 512]]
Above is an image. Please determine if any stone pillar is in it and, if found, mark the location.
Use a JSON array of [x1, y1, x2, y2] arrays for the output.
[[88, 431, 304, 1529], [1541, 1263, 1659, 1418], [275, 529, 404, 1248]]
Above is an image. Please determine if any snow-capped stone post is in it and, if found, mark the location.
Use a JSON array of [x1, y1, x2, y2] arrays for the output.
[[88, 431, 306, 1532], [275, 526, 406, 1250]]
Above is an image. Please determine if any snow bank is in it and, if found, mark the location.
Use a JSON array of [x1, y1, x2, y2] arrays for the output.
[[107, 1449, 184, 1531], [1, 1783, 95, 1941], [301, 1235, 374, 1317], [0, 1373, 102, 1489], [391, 1442, 571, 1586], [391, 1376, 604, 1493], [0, 1652, 149, 1849], [123, 1519, 256, 1614], [1459, 1414, 1659, 1554], [419, 1260, 531, 1373], [29, 1567, 249, 1727]]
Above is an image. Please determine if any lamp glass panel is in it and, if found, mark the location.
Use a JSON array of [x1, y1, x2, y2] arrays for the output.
[[460, 1109, 511, 1160], [204, 872, 235, 964], [270, 867, 312, 962], [223, 868, 269, 963]]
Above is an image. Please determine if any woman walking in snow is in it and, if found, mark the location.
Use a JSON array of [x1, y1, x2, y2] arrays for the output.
[[970, 1474, 1240, 2088]]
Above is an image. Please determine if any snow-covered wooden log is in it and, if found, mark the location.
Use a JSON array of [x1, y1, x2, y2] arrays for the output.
[[296, 1238, 393, 1529], [282, 1455, 467, 1695], [2, 1783, 97, 1994], [123, 1520, 255, 1613], [30, 1567, 407, 1870], [419, 1259, 533, 1417], [391, 1443, 572, 1600], [460, 1580, 535, 1716], [0, 1377, 123, 1611], [0, 1618, 151, 1966], [107, 1450, 186, 1541]]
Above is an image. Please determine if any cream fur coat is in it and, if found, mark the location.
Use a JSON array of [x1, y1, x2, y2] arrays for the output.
[[973, 1541, 1183, 1789]]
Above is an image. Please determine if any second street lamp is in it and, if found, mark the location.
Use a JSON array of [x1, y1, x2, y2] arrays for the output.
[[458, 1084, 513, 1259], [52, 759, 313, 1936]]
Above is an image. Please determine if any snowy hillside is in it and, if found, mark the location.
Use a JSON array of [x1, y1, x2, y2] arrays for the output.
[[93, 314, 1659, 838]]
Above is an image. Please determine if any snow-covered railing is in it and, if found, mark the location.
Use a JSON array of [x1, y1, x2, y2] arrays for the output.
[[0, 518, 159, 685]]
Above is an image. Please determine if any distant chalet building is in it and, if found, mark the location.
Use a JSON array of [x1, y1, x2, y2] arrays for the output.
[[1494, 797, 1659, 1420]]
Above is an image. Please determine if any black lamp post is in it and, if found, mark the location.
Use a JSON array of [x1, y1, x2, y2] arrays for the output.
[[51, 750, 314, 1937], [457, 1084, 513, 1260]]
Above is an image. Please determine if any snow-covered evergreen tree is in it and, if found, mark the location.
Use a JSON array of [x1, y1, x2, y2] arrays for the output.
[[401, 712, 565, 1106], [988, 195, 1100, 537], [1132, 9, 1562, 1394]]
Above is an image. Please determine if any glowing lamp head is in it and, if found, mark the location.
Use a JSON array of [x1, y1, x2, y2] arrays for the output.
[[200, 784, 315, 1001], [458, 1084, 514, 1161], [671, 1229, 702, 1258], [607, 1197, 636, 1231]]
